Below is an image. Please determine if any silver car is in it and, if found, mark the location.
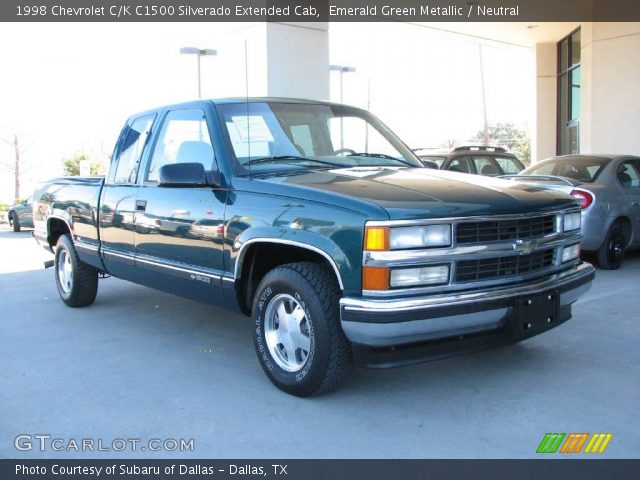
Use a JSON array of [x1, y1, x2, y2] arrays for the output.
[[503, 155, 640, 269]]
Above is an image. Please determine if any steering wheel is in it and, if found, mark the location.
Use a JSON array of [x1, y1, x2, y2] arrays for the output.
[[333, 148, 356, 156]]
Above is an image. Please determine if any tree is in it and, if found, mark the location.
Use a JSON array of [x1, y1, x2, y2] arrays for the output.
[[0, 134, 38, 201], [470, 122, 531, 165], [62, 153, 102, 176]]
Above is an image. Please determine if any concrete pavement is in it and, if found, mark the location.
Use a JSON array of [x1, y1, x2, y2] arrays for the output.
[[1, 226, 638, 459]]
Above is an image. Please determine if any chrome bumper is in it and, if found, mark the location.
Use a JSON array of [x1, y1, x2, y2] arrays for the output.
[[340, 262, 595, 347]]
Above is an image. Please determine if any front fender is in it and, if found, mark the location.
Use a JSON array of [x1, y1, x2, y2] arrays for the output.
[[232, 226, 358, 293]]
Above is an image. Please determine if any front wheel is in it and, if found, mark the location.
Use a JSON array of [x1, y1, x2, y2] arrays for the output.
[[11, 213, 21, 232], [55, 234, 99, 307], [252, 262, 352, 397], [597, 223, 627, 270]]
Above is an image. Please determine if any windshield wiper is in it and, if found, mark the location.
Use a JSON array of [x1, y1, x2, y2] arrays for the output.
[[347, 152, 416, 167], [243, 155, 346, 168]]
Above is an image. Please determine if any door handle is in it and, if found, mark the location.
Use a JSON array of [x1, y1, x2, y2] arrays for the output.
[[135, 199, 147, 211]]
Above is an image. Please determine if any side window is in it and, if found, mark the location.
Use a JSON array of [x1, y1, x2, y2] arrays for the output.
[[146, 109, 213, 183], [472, 156, 500, 176], [495, 157, 522, 174], [113, 116, 154, 184], [617, 161, 640, 188], [448, 156, 473, 174]]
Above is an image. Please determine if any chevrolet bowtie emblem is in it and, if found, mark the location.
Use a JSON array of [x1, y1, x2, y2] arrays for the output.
[[514, 239, 536, 255]]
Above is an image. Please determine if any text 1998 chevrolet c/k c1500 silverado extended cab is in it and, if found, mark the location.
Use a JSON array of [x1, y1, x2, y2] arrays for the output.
[[33, 98, 595, 396]]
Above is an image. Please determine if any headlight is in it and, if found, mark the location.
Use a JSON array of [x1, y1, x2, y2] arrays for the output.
[[390, 264, 450, 288], [561, 243, 581, 263], [389, 224, 451, 249], [564, 212, 581, 232]]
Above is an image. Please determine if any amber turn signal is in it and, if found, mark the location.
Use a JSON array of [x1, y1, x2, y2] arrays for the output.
[[362, 266, 390, 290], [364, 226, 389, 251]]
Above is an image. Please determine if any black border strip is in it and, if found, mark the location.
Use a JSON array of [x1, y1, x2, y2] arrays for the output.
[[2, 459, 639, 480], [3, 0, 640, 22]]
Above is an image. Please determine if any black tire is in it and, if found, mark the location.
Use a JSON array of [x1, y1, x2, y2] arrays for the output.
[[252, 262, 352, 397], [597, 222, 627, 270], [54, 234, 99, 307], [11, 212, 20, 232]]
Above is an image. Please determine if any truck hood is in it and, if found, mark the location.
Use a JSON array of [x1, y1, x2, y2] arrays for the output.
[[256, 167, 578, 219]]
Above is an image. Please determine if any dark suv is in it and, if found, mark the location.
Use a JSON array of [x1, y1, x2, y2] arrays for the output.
[[415, 146, 525, 176]]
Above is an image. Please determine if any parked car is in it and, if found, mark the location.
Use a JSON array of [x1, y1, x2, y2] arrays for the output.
[[32, 98, 594, 396], [8, 197, 34, 231], [502, 154, 640, 269], [415, 146, 525, 176]]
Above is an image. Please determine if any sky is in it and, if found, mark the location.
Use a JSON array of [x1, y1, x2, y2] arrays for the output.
[[0, 22, 533, 203]]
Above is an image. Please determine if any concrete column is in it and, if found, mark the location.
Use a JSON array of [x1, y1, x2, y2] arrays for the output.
[[219, 22, 329, 100], [534, 43, 557, 163]]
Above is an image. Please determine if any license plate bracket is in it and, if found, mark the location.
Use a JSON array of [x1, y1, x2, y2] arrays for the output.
[[517, 289, 560, 334]]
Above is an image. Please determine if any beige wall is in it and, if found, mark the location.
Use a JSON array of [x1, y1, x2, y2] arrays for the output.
[[536, 22, 640, 161], [580, 22, 640, 154]]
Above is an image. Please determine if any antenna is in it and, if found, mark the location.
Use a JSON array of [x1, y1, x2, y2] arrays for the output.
[[244, 39, 251, 178]]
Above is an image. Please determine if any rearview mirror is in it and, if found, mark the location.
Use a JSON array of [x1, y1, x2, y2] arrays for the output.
[[158, 163, 209, 188]]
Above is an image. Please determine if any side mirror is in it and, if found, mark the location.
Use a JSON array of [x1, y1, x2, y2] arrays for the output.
[[158, 163, 209, 188]]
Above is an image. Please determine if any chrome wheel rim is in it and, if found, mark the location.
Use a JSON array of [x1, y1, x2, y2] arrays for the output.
[[264, 294, 312, 372], [609, 233, 625, 262], [57, 250, 73, 294]]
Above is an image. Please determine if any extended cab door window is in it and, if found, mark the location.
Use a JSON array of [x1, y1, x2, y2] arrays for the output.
[[111, 116, 154, 184], [144, 109, 214, 183]]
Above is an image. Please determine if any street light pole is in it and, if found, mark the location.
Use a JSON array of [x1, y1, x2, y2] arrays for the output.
[[180, 47, 218, 98], [478, 44, 489, 145], [330, 64, 356, 149]]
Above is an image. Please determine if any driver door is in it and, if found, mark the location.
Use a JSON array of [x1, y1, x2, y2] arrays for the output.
[[133, 107, 227, 305]]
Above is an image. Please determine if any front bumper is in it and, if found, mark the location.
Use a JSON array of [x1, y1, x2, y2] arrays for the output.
[[340, 262, 595, 366]]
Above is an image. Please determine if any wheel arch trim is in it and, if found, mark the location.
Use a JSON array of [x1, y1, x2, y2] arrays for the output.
[[234, 237, 345, 291], [47, 214, 73, 244]]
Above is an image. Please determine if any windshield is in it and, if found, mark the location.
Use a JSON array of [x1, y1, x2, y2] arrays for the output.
[[523, 156, 610, 182], [216, 102, 423, 174]]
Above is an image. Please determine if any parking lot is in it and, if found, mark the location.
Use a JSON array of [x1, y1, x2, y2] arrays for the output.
[[1, 225, 638, 459]]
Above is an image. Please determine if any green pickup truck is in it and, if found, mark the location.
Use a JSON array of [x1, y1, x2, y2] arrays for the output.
[[33, 98, 595, 396]]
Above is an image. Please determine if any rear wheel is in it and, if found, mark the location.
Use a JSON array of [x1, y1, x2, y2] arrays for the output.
[[597, 223, 627, 270], [54, 234, 99, 307], [252, 262, 352, 396], [11, 212, 21, 232]]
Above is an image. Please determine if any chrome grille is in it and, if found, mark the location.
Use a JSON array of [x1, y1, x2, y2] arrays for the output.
[[456, 215, 556, 244], [455, 249, 555, 283]]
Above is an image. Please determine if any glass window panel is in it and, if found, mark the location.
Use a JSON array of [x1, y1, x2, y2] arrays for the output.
[[571, 67, 581, 121], [448, 156, 473, 174], [146, 109, 213, 182], [471, 156, 499, 176], [571, 30, 581, 66], [568, 125, 579, 155], [559, 39, 569, 71], [113, 116, 154, 184], [617, 162, 640, 188], [495, 157, 522, 174]]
